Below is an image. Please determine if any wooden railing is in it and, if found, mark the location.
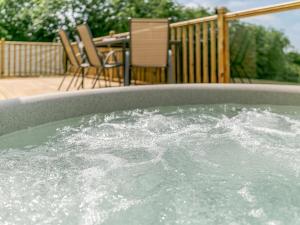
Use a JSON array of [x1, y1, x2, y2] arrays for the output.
[[170, 13, 228, 84], [0, 0, 300, 84], [170, 15, 217, 83], [87, 11, 229, 84], [0, 40, 64, 77]]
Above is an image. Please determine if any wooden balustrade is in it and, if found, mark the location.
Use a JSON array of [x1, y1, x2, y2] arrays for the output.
[[170, 12, 226, 84], [0, 41, 64, 77]]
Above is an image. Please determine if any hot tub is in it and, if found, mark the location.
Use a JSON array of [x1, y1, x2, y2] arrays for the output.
[[0, 84, 300, 224]]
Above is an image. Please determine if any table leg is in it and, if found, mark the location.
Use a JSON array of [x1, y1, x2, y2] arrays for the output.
[[168, 50, 174, 84], [124, 50, 130, 86]]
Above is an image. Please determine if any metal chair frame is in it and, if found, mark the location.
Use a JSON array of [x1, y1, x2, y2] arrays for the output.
[[76, 24, 122, 88], [57, 29, 89, 91]]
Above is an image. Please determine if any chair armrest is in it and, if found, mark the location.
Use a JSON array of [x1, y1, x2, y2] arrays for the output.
[[76, 52, 88, 64], [103, 50, 119, 65]]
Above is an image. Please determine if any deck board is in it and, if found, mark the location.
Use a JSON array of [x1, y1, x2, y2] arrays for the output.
[[0, 77, 120, 100]]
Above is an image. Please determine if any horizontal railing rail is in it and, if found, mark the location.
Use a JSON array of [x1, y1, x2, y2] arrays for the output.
[[170, 15, 218, 27], [93, 32, 129, 43], [226, 0, 300, 20]]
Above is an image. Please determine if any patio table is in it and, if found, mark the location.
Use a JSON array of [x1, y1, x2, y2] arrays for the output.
[[94, 37, 181, 86]]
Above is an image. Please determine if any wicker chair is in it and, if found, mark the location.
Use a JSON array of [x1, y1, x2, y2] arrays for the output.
[[57, 29, 89, 91], [76, 24, 122, 88], [124, 18, 173, 85]]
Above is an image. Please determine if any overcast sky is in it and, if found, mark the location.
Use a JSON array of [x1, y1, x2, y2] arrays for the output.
[[177, 0, 300, 51]]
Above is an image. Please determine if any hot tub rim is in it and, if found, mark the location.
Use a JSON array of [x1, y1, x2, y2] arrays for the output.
[[0, 84, 299, 136]]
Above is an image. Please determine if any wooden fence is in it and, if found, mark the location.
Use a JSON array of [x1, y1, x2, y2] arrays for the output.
[[0, 0, 300, 84], [0, 40, 64, 77]]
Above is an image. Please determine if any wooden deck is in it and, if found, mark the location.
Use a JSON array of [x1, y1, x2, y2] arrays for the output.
[[0, 77, 121, 100]]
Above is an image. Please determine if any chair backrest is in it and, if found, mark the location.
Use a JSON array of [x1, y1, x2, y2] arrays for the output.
[[58, 29, 79, 67], [74, 35, 88, 64], [130, 18, 169, 67], [76, 24, 102, 67]]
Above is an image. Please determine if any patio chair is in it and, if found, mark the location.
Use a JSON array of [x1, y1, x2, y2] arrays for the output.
[[124, 18, 173, 85], [57, 29, 89, 91], [76, 24, 122, 88], [72, 35, 89, 88]]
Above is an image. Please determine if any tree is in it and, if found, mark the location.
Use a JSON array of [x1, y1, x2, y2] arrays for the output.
[[0, 0, 210, 41], [30, 0, 114, 41], [230, 22, 300, 82], [0, 0, 35, 41]]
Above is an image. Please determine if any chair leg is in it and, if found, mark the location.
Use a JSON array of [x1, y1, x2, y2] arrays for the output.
[[92, 72, 98, 88], [74, 67, 87, 88], [92, 68, 103, 89], [77, 68, 88, 90], [73, 74, 80, 87], [58, 71, 69, 91], [81, 68, 85, 89], [117, 66, 121, 86], [66, 67, 80, 91], [77, 68, 85, 90]]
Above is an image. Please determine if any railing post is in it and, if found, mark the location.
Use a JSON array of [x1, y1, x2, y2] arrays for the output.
[[1, 38, 5, 76], [224, 21, 230, 83], [171, 28, 176, 83], [217, 7, 230, 83]]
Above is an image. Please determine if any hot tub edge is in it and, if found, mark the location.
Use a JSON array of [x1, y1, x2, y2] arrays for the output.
[[0, 84, 299, 136]]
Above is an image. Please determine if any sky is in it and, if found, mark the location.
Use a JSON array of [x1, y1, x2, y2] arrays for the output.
[[178, 0, 300, 51]]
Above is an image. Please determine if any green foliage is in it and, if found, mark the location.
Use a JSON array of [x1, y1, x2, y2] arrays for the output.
[[0, 0, 35, 41], [31, 0, 113, 41], [287, 51, 300, 65], [230, 22, 300, 82], [286, 52, 300, 82], [0, 0, 209, 41], [254, 26, 289, 80]]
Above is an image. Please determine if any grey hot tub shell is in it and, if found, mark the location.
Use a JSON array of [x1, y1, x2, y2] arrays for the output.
[[0, 84, 300, 136]]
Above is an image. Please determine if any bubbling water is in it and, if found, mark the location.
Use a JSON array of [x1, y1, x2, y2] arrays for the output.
[[0, 104, 300, 225]]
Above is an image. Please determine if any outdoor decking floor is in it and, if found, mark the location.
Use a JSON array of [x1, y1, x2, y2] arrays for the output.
[[0, 77, 121, 100]]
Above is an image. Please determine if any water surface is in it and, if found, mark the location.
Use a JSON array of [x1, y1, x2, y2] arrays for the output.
[[0, 104, 300, 225]]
